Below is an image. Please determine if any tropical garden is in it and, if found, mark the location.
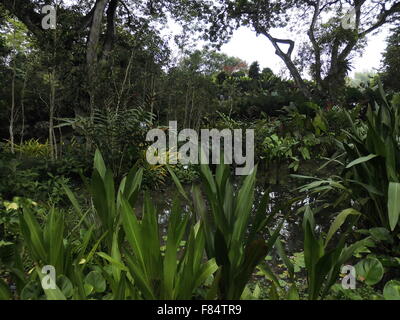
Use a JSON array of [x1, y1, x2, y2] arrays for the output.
[[0, 0, 400, 301]]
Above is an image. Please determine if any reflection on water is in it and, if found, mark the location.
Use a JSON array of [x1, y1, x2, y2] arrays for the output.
[[134, 169, 336, 256]]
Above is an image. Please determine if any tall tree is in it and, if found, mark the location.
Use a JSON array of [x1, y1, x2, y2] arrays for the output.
[[382, 26, 400, 92], [0, 0, 206, 111], [204, 0, 400, 103], [248, 61, 260, 79]]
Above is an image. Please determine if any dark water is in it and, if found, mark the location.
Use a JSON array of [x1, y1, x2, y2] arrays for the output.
[[134, 161, 336, 256]]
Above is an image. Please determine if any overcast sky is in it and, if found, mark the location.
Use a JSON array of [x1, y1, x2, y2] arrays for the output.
[[164, 18, 390, 79], [220, 26, 390, 78]]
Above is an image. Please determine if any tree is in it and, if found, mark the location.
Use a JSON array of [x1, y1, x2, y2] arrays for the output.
[[382, 27, 400, 92], [248, 61, 260, 79], [205, 0, 400, 103], [0, 0, 205, 111], [178, 49, 241, 76]]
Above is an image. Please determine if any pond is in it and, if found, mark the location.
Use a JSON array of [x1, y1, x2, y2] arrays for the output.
[[134, 160, 337, 256]]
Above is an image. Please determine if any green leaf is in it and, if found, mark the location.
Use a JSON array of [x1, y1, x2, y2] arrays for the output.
[[325, 209, 361, 247], [274, 237, 294, 279], [192, 185, 214, 256], [369, 228, 392, 243], [388, 182, 400, 231], [355, 258, 384, 286], [120, 196, 147, 275], [232, 166, 257, 245], [62, 183, 83, 218], [0, 278, 11, 300], [35, 268, 67, 300], [286, 284, 300, 300], [96, 252, 128, 272], [214, 228, 230, 267], [57, 275, 73, 298], [84, 271, 106, 293], [124, 253, 155, 299], [94, 149, 106, 179], [20, 207, 47, 262], [234, 240, 268, 299], [257, 264, 281, 289], [383, 280, 400, 300], [193, 258, 218, 291], [163, 199, 188, 299], [20, 280, 41, 300], [167, 165, 189, 202], [346, 154, 378, 169], [44, 208, 65, 273]]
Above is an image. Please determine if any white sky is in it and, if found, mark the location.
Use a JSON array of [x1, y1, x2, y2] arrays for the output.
[[219, 26, 390, 78]]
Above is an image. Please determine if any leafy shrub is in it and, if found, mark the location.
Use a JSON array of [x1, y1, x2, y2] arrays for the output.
[[57, 107, 154, 179], [296, 83, 400, 248], [5, 139, 51, 158], [170, 163, 285, 299]]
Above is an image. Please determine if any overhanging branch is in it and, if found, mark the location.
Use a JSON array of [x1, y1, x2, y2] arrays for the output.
[[358, 2, 400, 38]]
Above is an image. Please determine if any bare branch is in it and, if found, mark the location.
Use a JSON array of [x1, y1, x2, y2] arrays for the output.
[[358, 2, 400, 38]]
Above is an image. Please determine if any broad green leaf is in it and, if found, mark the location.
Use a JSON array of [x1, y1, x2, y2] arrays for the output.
[[20, 207, 47, 262], [90, 170, 108, 228], [36, 268, 67, 300], [120, 197, 148, 279], [62, 183, 83, 218], [20, 280, 41, 300], [286, 284, 300, 300], [44, 208, 65, 273], [57, 275, 73, 298], [257, 264, 281, 289], [111, 231, 123, 282], [234, 239, 268, 299], [94, 149, 106, 179], [383, 280, 400, 300], [240, 285, 253, 300], [355, 258, 384, 286], [124, 253, 155, 299], [167, 165, 189, 202], [325, 209, 361, 247], [193, 258, 218, 290], [388, 182, 400, 231], [96, 252, 128, 272], [346, 154, 378, 169], [192, 185, 214, 256], [214, 228, 230, 267], [163, 199, 188, 299], [303, 216, 324, 299], [252, 284, 261, 299], [248, 191, 272, 243], [369, 228, 392, 243], [232, 167, 257, 244], [0, 279, 11, 300], [84, 271, 106, 293], [274, 237, 294, 279]]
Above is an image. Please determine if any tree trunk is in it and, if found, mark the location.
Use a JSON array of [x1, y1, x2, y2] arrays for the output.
[[49, 69, 57, 160], [9, 58, 16, 154], [87, 0, 109, 114], [262, 32, 313, 100]]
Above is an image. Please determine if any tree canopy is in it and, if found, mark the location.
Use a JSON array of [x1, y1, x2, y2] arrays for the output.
[[382, 26, 400, 92], [203, 0, 400, 103]]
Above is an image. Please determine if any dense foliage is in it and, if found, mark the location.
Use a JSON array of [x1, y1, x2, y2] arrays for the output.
[[0, 0, 399, 301]]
